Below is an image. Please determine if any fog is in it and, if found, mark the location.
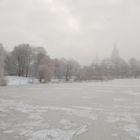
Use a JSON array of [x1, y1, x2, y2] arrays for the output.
[[0, 0, 140, 64]]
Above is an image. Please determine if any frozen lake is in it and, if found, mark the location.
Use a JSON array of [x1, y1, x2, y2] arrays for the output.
[[0, 79, 140, 140]]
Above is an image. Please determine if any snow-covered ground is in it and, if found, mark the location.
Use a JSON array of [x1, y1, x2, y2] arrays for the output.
[[0, 79, 140, 140], [6, 76, 39, 86]]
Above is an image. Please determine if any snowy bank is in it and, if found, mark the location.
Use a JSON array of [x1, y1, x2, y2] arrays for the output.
[[6, 76, 39, 86]]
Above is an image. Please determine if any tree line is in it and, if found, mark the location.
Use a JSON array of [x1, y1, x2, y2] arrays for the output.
[[0, 43, 140, 86]]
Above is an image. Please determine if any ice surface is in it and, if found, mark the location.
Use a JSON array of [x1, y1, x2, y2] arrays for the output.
[[0, 79, 140, 140]]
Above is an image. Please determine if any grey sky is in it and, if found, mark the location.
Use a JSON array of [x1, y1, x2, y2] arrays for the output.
[[0, 0, 140, 65]]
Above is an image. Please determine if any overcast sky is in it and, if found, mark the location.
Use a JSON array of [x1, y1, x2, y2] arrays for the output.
[[0, 0, 140, 65]]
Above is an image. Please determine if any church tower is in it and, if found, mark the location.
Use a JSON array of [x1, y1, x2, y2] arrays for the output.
[[111, 43, 120, 60]]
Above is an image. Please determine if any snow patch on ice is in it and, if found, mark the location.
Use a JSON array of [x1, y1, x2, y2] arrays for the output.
[[45, 106, 98, 121], [81, 96, 92, 99], [112, 133, 118, 137], [113, 98, 127, 102], [0, 120, 8, 129], [0, 99, 89, 140], [124, 124, 140, 139], [105, 116, 120, 123], [3, 130, 14, 134], [59, 120, 76, 129], [105, 112, 136, 123], [0, 98, 97, 123], [28, 126, 87, 140]]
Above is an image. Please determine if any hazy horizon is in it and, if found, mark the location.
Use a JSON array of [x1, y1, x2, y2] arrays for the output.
[[0, 0, 140, 65]]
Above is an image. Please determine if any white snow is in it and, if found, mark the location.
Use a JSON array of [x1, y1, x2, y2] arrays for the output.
[[105, 112, 136, 123], [3, 130, 14, 134], [124, 124, 140, 139], [6, 76, 38, 86], [113, 98, 128, 102], [59, 120, 76, 129], [0, 98, 88, 140], [28, 127, 86, 140]]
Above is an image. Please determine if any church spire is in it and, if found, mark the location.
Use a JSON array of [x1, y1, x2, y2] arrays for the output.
[[111, 43, 120, 59]]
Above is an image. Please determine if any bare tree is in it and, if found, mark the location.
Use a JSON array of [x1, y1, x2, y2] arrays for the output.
[[2, 42, 140, 84], [110, 48, 130, 78], [31, 47, 47, 77], [12, 44, 32, 77], [62, 59, 81, 81], [31, 47, 53, 83], [129, 58, 140, 78], [0, 44, 7, 86], [5, 52, 18, 75], [53, 59, 63, 80], [38, 56, 53, 83]]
